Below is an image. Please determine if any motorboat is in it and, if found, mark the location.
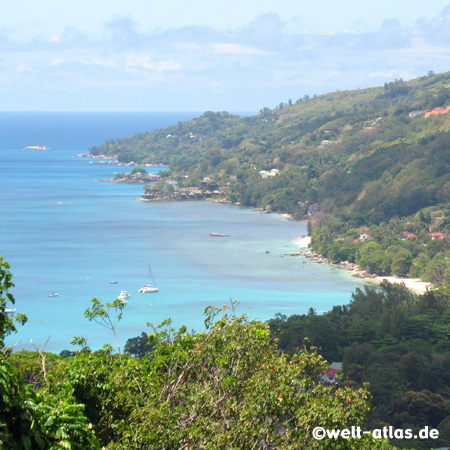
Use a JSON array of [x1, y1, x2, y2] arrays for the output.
[[48, 292, 59, 297], [24, 144, 51, 150], [118, 291, 130, 300]]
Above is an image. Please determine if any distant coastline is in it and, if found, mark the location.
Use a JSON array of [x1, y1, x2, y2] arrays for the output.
[[79, 153, 166, 168], [86, 150, 434, 295]]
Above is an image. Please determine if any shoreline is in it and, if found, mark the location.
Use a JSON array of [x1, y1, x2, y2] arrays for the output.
[[87, 156, 436, 296], [372, 276, 433, 294], [79, 153, 166, 168], [295, 241, 433, 294]]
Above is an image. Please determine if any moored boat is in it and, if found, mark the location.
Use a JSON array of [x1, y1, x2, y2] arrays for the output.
[[24, 144, 51, 150], [138, 264, 159, 293]]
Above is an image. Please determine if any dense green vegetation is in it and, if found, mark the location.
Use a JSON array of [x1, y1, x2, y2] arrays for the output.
[[310, 204, 450, 283], [1, 258, 383, 449], [90, 71, 450, 220], [267, 281, 450, 450]]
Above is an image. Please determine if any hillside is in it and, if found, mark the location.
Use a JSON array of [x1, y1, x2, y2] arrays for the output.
[[90, 71, 450, 220]]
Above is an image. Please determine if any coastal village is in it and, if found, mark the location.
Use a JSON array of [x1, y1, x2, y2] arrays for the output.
[[141, 177, 228, 202]]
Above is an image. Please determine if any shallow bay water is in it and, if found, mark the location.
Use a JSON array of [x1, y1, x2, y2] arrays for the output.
[[0, 112, 364, 352]]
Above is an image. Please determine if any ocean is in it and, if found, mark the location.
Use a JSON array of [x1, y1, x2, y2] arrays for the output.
[[1, 112, 364, 352]]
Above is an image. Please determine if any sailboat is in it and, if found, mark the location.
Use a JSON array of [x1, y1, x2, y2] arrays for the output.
[[138, 264, 159, 293]]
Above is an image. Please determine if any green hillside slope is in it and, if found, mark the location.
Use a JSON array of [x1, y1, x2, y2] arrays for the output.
[[90, 71, 450, 284], [90, 71, 450, 221]]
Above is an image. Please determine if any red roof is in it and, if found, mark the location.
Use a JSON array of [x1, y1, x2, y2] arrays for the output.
[[325, 368, 339, 378]]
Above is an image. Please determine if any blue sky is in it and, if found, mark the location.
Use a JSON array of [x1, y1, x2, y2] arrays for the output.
[[2, 0, 450, 111]]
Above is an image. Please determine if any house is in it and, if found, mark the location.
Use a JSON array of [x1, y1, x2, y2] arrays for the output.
[[307, 203, 320, 215], [408, 110, 423, 118], [201, 179, 219, 190], [320, 362, 342, 384], [358, 233, 369, 241], [147, 174, 160, 182], [425, 106, 450, 118], [401, 231, 418, 241], [180, 187, 203, 197], [429, 233, 445, 241], [259, 169, 280, 179]]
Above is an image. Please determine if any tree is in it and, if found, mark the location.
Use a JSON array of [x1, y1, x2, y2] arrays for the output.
[[113, 308, 381, 449], [0, 256, 27, 349], [84, 297, 127, 359], [130, 167, 147, 175], [124, 332, 152, 358], [0, 257, 98, 449]]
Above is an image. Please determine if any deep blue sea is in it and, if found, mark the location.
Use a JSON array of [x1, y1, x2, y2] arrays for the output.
[[1, 112, 364, 352]]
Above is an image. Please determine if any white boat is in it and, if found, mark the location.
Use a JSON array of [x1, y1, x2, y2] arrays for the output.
[[24, 144, 51, 150], [139, 285, 159, 293], [118, 291, 130, 300], [48, 292, 59, 297], [138, 265, 159, 293]]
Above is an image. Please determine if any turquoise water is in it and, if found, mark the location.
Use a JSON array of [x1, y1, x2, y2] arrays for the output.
[[1, 112, 362, 352]]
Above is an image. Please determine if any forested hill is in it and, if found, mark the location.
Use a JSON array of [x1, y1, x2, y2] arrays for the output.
[[90, 70, 450, 221]]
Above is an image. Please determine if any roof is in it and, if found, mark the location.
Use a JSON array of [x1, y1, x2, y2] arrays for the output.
[[325, 368, 339, 378], [329, 362, 343, 371]]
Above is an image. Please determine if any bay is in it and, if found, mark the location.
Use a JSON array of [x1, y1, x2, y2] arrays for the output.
[[1, 112, 363, 352]]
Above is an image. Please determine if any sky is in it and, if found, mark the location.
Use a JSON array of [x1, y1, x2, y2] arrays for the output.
[[2, 0, 450, 112]]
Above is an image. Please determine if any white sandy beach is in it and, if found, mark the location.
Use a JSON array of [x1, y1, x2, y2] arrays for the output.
[[293, 235, 312, 248], [295, 238, 433, 294], [374, 276, 432, 293]]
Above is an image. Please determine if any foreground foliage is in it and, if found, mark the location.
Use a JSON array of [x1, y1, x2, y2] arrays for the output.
[[53, 309, 380, 449], [0, 259, 99, 449], [2, 255, 383, 449], [268, 282, 450, 449]]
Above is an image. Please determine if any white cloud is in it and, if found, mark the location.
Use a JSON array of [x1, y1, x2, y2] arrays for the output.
[[369, 69, 399, 79], [126, 54, 183, 72], [209, 43, 271, 56], [78, 57, 117, 67], [17, 62, 32, 72], [51, 58, 65, 66], [93, 58, 117, 67], [3, 8, 450, 111]]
